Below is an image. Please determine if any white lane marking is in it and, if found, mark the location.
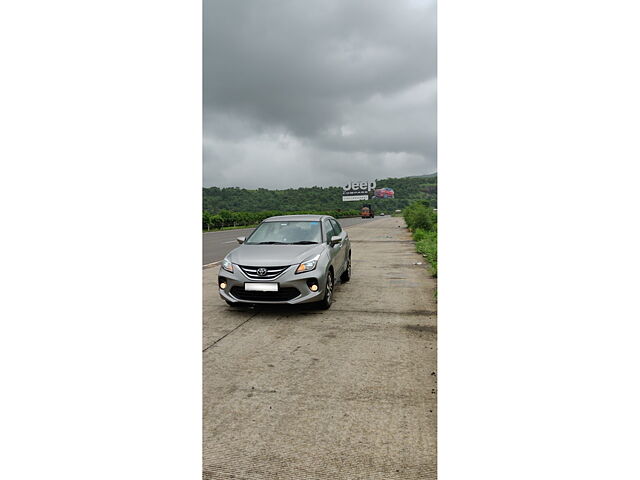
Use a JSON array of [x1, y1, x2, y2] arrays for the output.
[[223, 240, 237, 244], [203, 261, 221, 269]]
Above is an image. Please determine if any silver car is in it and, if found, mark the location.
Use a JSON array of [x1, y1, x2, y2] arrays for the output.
[[217, 215, 351, 309]]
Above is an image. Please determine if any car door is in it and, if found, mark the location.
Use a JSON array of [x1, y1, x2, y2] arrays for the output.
[[329, 218, 348, 273], [323, 219, 340, 273]]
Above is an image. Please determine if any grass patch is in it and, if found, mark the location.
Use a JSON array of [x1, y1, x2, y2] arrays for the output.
[[402, 201, 437, 279], [414, 229, 437, 277]]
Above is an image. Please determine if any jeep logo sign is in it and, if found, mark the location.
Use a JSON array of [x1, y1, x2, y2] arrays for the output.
[[342, 180, 376, 202], [343, 180, 377, 192]]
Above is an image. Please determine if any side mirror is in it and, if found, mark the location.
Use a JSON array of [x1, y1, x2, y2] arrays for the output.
[[330, 235, 341, 246], [236, 236, 246, 244]]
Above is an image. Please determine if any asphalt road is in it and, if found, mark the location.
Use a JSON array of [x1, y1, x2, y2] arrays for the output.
[[203, 216, 384, 266], [203, 217, 437, 479]]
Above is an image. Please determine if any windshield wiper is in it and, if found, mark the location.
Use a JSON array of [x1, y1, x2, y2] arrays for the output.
[[291, 241, 319, 244], [258, 241, 287, 244]]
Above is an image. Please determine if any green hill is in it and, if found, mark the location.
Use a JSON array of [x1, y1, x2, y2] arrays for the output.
[[203, 174, 437, 214]]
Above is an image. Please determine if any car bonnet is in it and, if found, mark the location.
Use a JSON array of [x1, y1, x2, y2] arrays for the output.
[[227, 243, 325, 267]]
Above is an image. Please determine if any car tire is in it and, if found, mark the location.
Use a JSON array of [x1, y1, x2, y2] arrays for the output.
[[340, 254, 351, 283], [317, 271, 334, 310]]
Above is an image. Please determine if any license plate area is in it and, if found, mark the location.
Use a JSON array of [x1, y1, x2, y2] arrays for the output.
[[244, 282, 279, 292]]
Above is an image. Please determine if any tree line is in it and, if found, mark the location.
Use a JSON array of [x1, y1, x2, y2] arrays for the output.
[[203, 174, 437, 214]]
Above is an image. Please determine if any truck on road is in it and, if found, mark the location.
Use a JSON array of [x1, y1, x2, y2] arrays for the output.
[[361, 204, 375, 219]]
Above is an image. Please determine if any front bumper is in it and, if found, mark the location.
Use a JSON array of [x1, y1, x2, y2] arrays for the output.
[[218, 264, 326, 305]]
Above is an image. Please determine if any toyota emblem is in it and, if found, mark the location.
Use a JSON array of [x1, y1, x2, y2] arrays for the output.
[[257, 268, 267, 276]]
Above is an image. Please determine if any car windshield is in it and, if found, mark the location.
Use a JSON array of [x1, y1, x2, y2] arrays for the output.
[[245, 221, 322, 245]]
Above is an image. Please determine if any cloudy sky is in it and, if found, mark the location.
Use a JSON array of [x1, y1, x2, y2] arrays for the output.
[[204, 0, 436, 189]]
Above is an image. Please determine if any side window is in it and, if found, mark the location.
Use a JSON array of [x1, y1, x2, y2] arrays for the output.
[[330, 219, 342, 235], [323, 220, 335, 243]]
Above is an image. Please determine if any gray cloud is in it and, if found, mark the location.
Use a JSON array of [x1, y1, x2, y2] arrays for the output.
[[204, 0, 436, 188]]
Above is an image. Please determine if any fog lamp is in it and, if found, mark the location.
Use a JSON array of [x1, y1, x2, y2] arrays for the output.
[[219, 281, 227, 289], [310, 284, 318, 292]]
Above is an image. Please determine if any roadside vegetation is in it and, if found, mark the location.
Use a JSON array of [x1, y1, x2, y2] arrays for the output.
[[403, 201, 437, 277], [203, 209, 360, 231], [203, 174, 438, 234]]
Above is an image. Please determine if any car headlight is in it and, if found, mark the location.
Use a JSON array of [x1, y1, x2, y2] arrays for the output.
[[221, 258, 234, 273], [295, 254, 320, 274]]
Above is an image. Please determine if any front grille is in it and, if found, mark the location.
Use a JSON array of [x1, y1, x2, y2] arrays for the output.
[[230, 286, 300, 302], [238, 265, 290, 280]]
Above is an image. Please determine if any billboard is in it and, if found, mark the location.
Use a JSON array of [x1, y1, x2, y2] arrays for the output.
[[374, 187, 395, 199], [342, 180, 376, 202]]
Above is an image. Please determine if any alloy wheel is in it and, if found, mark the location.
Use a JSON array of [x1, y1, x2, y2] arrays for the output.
[[326, 272, 333, 303]]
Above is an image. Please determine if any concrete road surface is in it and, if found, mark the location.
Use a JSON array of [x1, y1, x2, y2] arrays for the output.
[[203, 216, 383, 266], [203, 217, 437, 479]]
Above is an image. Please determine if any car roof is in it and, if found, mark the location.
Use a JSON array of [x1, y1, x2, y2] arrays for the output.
[[262, 214, 330, 222]]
